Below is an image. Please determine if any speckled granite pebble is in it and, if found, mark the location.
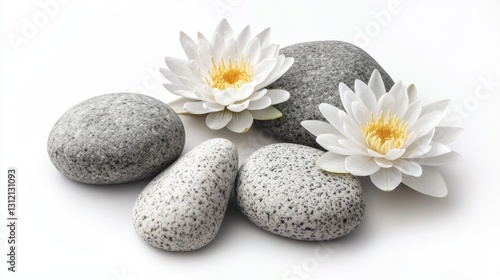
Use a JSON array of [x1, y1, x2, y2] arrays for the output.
[[47, 92, 185, 184], [236, 143, 364, 241], [255, 41, 394, 149], [133, 138, 238, 251]]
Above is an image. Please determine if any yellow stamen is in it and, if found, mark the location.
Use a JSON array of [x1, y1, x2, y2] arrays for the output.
[[206, 56, 253, 90], [362, 110, 409, 155]]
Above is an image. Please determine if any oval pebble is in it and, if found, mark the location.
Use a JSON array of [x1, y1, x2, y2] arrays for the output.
[[255, 41, 394, 149], [133, 138, 238, 251], [47, 92, 185, 184], [236, 143, 364, 241]]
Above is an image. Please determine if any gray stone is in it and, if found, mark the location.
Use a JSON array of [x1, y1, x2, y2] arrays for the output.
[[255, 41, 394, 149], [133, 138, 238, 251], [236, 143, 364, 241], [47, 92, 185, 184]]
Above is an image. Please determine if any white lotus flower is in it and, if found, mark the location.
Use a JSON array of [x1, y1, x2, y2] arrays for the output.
[[301, 70, 463, 197], [161, 19, 294, 133]]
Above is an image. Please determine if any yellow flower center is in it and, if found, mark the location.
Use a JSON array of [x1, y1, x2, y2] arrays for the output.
[[206, 56, 253, 90], [362, 111, 409, 155]]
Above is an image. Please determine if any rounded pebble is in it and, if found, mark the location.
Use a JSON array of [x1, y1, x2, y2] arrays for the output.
[[255, 41, 394, 148], [133, 138, 238, 251], [47, 92, 185, 184], [236, 143, 364, 241]]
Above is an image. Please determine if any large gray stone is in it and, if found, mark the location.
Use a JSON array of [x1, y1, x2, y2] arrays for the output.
[[47, 92, 185, 184], [236, 143, 364, 241], [255, 41, 394, 148], [133, 138, 238, 251]]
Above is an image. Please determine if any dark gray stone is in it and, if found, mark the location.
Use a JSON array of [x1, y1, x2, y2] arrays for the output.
[[236, 143, 364, 241], [133, 138, 238, 251], [255, 41, 394, 148], [47, 92, 185, 184]]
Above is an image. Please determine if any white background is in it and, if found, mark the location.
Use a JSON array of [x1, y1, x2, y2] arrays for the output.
[[1, 0, 500, 279]]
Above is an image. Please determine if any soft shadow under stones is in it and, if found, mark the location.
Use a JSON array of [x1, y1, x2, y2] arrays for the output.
[[147, 191, 370, 258], [68, 175, 151, 195]]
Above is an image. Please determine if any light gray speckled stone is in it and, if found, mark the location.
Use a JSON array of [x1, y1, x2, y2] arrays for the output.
[[47, 92, 185, 184], [133, 138, 238, 251], [236, 143, 364, 241], [255, 41, 394, 149]]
